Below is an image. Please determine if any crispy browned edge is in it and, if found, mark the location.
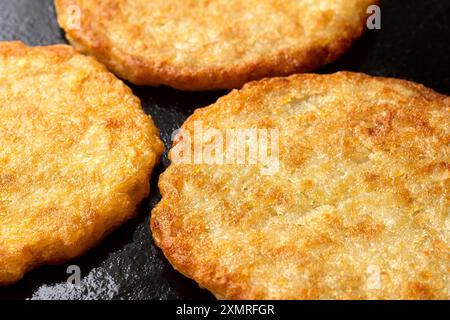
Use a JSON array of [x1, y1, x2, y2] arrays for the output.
[[150, 71, 449, 299], [55, 0, 381, 91], [0, 41, 164, 286]]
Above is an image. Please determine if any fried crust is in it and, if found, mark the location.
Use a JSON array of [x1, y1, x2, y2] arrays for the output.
[[151, 72, 450, 299], [0, 41, 164, 286], [55, 0, 379, 90]]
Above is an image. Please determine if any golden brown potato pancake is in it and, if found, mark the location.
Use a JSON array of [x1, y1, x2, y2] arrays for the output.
[[152, 72, 449, 299], [0, 41, 163, 286], [55, 0, 378, 90]]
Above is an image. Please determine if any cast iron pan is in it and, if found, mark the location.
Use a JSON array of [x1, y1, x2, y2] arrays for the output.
[[0, 0, 448, 300]]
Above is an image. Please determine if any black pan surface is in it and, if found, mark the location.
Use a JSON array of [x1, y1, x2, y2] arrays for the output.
[[0, 0, 448, 300]]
